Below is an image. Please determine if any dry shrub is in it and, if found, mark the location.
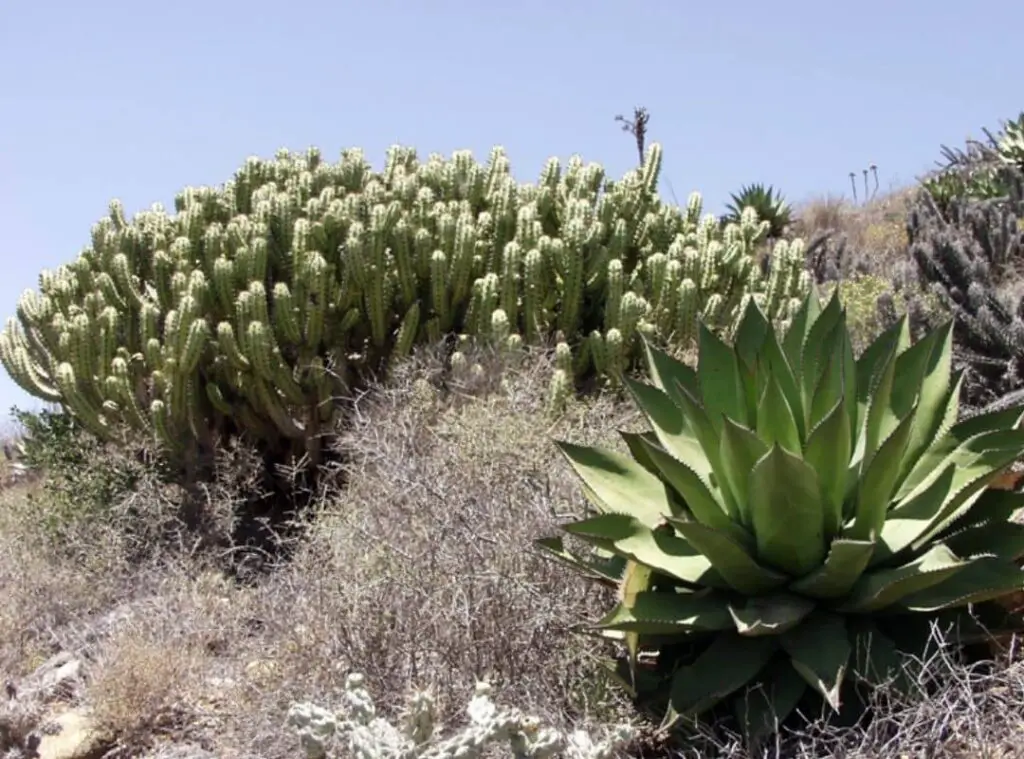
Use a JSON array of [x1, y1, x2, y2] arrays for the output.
[[672, 627, 1024, 759], [86, 623, 205, 746], [216, 345, 644, 756], [0, 484, 146, 678], [794, 189, 915, 280]]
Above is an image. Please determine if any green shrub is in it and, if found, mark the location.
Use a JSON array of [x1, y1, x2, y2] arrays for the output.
[[0, 143, 809, 475], [539, 290, 1024, 747], [819, 274, 893, 351], [11, 406, 148, 538]]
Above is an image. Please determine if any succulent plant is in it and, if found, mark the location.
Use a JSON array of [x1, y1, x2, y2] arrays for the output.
[[922, 114, 1024, 219], [287, 672, 635, 759], [906, 188, 1024, 413], [0, 144, 809, 469], [538, 289, 1024, 744], [723, 183, 793, 240]]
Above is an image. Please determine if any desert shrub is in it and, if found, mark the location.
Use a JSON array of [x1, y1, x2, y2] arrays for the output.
[[11, 407, 150, 538], [0, 143, 810, 506], [8, 404, 259, 562], [819, 274, 892, 351], [795, 191, 915, 284]]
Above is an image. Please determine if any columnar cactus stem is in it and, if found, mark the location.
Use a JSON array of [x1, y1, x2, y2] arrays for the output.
[[0, 142, 810, 472]]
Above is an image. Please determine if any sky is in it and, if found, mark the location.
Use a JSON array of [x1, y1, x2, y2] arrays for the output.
[[1, 0, 1021, 417]]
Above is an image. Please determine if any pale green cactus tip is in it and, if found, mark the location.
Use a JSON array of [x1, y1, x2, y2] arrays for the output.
[[5, 137, 810, 462], [289, 673, 635, 759]]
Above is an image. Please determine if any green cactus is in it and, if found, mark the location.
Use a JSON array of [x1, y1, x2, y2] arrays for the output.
[[2, 143, 810, 474]]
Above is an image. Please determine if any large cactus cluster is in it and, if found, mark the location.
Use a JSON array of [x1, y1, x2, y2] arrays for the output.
[[907, 187, 1024, 412], [0, 142, 809, 462]]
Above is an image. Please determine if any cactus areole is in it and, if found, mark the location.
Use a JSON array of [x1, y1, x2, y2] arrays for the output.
[[1, 143, 808, 470]]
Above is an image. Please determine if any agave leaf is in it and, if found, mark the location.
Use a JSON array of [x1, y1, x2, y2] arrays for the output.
[[594, 589, 733, 633], [875, 464, 957, 564], [911, 430, 1024, 551], [732, 660, 807, 748], [780, 611, 850, 712], [534, 536, 626, 585], [781, 290, 821, 379], [623, 376, 708, 471], [788, 539, 876, 599], [839, 543, 967, 613], [800, 292, 843, 425], [855, 316, 910, 411], [944, 522, 1024, 562], [889, 323, 943, 418], [641, 338, 700, 408], [556, 441, 682, 526], [757, 324, 806, 441], [880, 436, 1024, 565], [719, 418, 770, 527], [859, 338, 901, 471], [804, 396, 851, 537], [899, 322, 954, 483], [734, 299, 770, 422], [749, 445, 827, 577], [848, 405, 917, 542], [671, 380, 724, 474], [755, 372, 802, 455], [663, 633, 778, 728], [619, 430, 662, 477], [698, 323, 748, 432], [807, 321, 847, 434], [561, 513, 726, 587], [620, 560, 654, 679], [898, 557, 1024, 611], [935, 488, 1024, 539], [936, 369, 965, 436], [728, 593, 815, 637], [637, 438, 751, 545], [668, 519, 789, 594], [735, 297, 769, 368], [898, 404, 1024, 500], [848, 620, 915, 693]]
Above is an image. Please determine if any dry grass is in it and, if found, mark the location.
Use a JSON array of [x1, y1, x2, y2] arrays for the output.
[[792, 189, 916, 281], [2, 346, 1024, 758], [675, 630, 1024, 759]]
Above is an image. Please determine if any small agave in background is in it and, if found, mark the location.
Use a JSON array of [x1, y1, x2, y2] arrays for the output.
[[538, 289, 1024, 746], [723, 183, 793, 240]]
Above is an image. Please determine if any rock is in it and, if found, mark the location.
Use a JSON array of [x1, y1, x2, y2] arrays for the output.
[[14, 653, 84, 705], [30, 709, 106, 759]]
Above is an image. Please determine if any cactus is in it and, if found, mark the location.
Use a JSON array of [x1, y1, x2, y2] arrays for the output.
[[906, 187, 1024, 412], [1, 143, 809, 468], [287, 672, 634, 759], [922, 113, 1024, 220]]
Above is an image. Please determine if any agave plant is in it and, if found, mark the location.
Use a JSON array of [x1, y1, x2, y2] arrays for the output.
[[723, 183, 792, 239], [538, 290, 1024, 742]]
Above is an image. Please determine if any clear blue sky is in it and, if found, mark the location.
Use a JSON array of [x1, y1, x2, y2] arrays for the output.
[[1, 0, 1021, 417]]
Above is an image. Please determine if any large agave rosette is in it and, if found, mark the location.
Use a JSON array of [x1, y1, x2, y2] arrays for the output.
[[540, 290, 1024, 741]]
